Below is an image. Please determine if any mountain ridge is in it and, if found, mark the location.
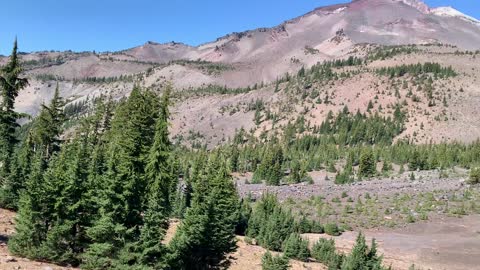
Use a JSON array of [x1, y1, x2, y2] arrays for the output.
[[5, 0, 480, 147]]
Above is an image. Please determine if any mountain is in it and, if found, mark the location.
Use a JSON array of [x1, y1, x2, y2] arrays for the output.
[[118, 0, 480, 62], [6, 0, 480, 146]]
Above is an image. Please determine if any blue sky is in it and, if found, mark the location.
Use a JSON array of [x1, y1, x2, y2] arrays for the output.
[[0, 0, 478, 55]]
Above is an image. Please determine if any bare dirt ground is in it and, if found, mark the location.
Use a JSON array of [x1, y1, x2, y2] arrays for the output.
[[305, 214, 480, 270], [230, 214, 480, 270], [229, 237, 326, 270]]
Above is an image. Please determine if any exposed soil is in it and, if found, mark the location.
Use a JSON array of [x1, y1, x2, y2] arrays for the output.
[[229, 237, 326, 270], [305, 214, 480, 270]]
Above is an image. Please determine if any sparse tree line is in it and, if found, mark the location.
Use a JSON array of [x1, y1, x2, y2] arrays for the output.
[[367, 45, 418, 61], [376, 62, 456, 79], [214, 103, 480, 186]]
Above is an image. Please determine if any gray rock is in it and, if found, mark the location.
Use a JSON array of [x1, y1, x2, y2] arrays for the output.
[[5, 256, 17, 262]]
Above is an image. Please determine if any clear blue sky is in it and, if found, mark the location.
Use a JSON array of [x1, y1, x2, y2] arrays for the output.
[[0, 0, 478, 55]]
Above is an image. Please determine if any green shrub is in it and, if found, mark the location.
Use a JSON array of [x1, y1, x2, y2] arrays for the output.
[[311, 238, 343, 268], [324, 223, 340, 236], [310, 221, 324, 234], [247, 193, 295, 251], [282, 233, 310, 262], [469, 167, 480, 184], [262, 252, 290, 270], [340, 232, 388, 270], [296, 216, 311, 233]]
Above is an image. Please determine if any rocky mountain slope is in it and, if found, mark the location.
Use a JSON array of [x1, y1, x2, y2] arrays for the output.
[[4, 0, 480, 146]]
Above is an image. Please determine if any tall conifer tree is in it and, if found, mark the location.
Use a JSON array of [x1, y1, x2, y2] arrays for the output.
[[0, 39, 28, 178]]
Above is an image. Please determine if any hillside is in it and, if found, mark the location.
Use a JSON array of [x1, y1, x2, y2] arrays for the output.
[[5, 0, 479, 148]]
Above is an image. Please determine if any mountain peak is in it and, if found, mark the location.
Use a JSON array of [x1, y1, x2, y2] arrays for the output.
[[350, 0, 430, 13], [393, 0, 430, 13], [431, 6, 480, 25]]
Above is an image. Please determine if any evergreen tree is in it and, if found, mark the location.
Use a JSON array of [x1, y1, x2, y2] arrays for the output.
[[115, 88, 173, 269], [359, 149, 376, 178], [84, 86, 161, 268], [0, 39, 29, 177], [38, 137, 91, 265], [0, 132, 34, 209], [169, 156, 239, 269], [311, 238, 343, 269], [247, 193, 295, 251], [235, 197, 252, 235], [144, 87, 176, 217], [262, 252, 290, 270], [252, 144, 283, 185], [341, 233, 386, 270], [31, 83, 65, 160], [282, 233, 310, 262], [8, 150, 50, 258]]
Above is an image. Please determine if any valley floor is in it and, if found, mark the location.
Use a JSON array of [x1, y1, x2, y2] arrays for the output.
[[2, 209, 480, 270], [1, 171, 479, 270]]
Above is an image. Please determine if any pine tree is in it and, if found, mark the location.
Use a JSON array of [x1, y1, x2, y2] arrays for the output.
[[0, 132, 34, 209], [115, 196, 169, 269], [169, 155, 239, 269], [8, 151, 50, 258], [262, 252, 290, 270], [253, 144, 284, 185], [84, 86, 161, 268], [247, 193, 295, 251], [31, 83, 65, 160], [144, 87, 175, 217], [38, 137, 91, 265], [359, 149, 376, 178], [311, 238, 343, 269], [115, 88, 173, 269], [341, 233, 386, 270], [83, 96, 114, 219], [9, 86, 70, 261], [282, 233, 310, 262], [0, 39, 29, 177], [235, 197, 252, 235]]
